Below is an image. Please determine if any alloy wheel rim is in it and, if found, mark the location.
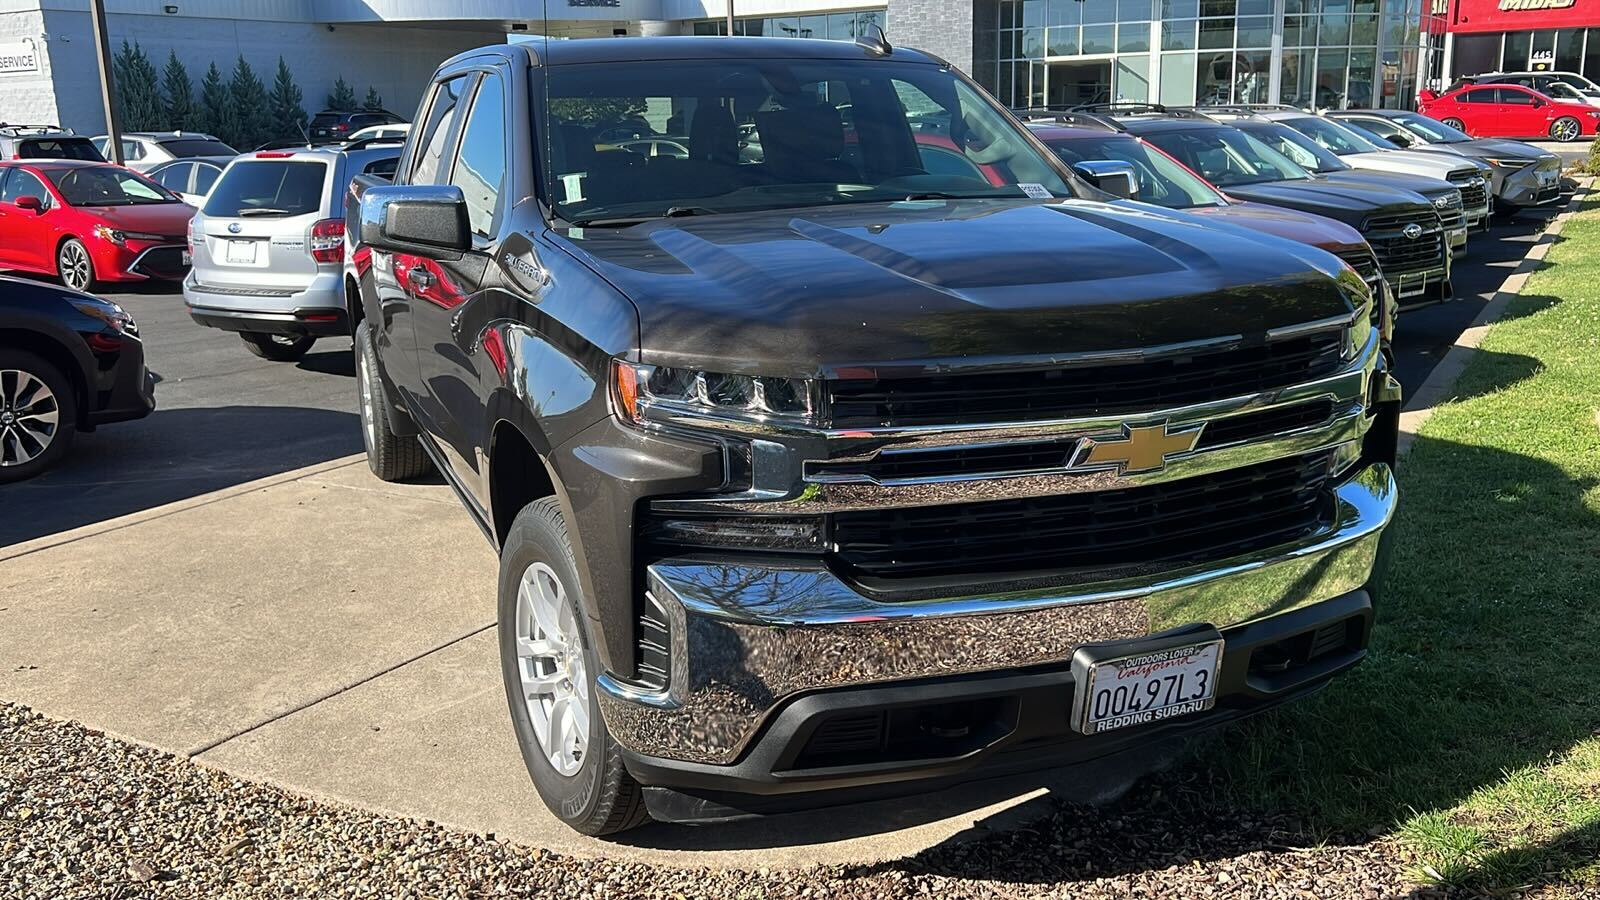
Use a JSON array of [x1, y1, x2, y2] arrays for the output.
[[1443, 119, 1464, 131], [514, 561, 590, 777], [1555, 119, 1579, 141], [357, 343, 379, 452], [0, 369, 60, 467], [60, 243, 90, 291]]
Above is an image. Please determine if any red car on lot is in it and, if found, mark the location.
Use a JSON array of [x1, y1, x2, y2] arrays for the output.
[[0, 160, 194, 293], [1418, 83, 1600, 142]]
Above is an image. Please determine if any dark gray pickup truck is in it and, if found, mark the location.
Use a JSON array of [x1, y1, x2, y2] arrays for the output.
[[345, 35, 1400, 835]]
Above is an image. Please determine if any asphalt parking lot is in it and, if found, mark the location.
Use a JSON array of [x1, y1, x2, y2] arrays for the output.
[[0, 196, 1575, 869]]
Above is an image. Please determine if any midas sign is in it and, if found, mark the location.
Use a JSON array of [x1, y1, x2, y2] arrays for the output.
[[1498, 0, 1576, 9]]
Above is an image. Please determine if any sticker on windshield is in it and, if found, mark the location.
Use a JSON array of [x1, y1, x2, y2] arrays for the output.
[[1018, 183, 1053, 199]]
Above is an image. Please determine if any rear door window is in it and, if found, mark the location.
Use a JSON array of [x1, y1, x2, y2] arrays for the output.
[[152, 162, 193, 192], [1500, 88, 1536, 105], [159, 138, 237, 157], [203, 160, 327, 217], [1463, 88, 1497, 104], [193, 164, 221, 194]]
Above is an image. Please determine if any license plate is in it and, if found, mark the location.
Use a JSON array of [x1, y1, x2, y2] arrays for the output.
[[1073, 638, 1223, 735], [224, 240, 257, 264], [1396, 273, 1427, 298], [181, 249, 191, 266]]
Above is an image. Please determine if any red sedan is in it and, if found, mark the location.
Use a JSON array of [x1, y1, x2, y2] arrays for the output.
[[1418, 83, 1600, 142], [0, 160, 194, 293]]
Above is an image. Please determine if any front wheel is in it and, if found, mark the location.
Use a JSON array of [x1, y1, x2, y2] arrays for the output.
[[239, 331, 315, 361], [499, 497, 649, 836], [0, 350, 76, 483], [354, 320, 430, 482], [57, 239, 96, 293], [1550, 116, 1582, 142], [1441, 117, 1466, 132]]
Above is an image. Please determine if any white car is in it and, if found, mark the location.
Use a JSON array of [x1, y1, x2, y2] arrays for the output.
[[182, 145, 400, 361], [91, 132, 237, 172], [144, 156, 233, 207], [347, 122, 411, 143]]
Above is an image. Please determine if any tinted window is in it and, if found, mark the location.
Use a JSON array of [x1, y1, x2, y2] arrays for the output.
[[159, 138, 237, 156], [121, 139, 145, 160], [448, 73, 507, 238], [17, 138, 103, 161], [1463, 88, 1497, 104], [1, 168, 50, 206], [1281, 116, 1384, 154], [1241, 123, 1346, 174], [1501, 88, 1536, 105], [1141, 127, 1310, 188], [152, 162, 192, 191], [310, 113, 342, 126], [1393, 112, 1470, 142], [45, 166, 176, 205], [411, 76, 467, 184], [193, 163, 221, 194], [1043, 134, 1224, 209], [364, 156, 399, 178], [1350, 116, 1404, 138], [203, 160, 327, 217], [917, 144, 988, 181]]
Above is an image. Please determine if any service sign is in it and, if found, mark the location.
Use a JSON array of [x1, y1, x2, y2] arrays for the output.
[[0, 40, 39, 76]]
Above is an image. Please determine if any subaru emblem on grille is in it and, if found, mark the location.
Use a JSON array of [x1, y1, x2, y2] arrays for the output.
[[228, 222, 242, 234], [1068, 420, 1207, 476], [1402, 223, 1424, 240]]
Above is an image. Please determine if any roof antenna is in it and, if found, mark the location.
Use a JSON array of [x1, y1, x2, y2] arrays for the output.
[[856, 24, 891, 55]]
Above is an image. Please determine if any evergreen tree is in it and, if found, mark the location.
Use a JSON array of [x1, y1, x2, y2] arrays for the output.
[[267, 57, 307, 142], [228, 55, 270, 149], [161, 51, 194, 131], [326, 77, 357, 111], [197, 62, 237, 147], [362, 86, 383, 111], [112, 41, 163, 131]]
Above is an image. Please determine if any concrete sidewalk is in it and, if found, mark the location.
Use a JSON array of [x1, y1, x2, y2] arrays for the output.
[[0, 456, 1158, 869]]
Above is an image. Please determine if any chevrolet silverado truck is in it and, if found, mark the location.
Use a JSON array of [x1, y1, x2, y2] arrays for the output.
[[346, 36, 1400, 835]]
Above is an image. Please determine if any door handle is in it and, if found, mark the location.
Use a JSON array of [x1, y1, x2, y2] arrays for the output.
[[408, 267, 435, 293]]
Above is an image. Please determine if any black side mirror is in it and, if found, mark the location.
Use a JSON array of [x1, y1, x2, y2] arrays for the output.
[[358, 185, 471, 258], [1384, 133, 1413, 148], [1072, 160, 1139, 199]]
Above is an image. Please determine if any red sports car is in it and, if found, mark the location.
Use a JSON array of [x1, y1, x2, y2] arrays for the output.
[[1418, 83, 1600, 142], [0, 160, 194, 293]]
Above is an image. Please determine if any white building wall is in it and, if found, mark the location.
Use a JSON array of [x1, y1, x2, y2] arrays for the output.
[[22, 8, 500, 134], [0, 8, 58, 126]]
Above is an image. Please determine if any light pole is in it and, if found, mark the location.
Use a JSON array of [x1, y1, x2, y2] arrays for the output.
[[89, 0, 123, 165], [725, 0, 734, 35]]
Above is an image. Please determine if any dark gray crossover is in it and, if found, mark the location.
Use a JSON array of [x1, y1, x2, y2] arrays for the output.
[[347, 37, 1400, 835]]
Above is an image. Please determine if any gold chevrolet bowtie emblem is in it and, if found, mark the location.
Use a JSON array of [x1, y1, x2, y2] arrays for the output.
[[1071, 421, 1206, 475]]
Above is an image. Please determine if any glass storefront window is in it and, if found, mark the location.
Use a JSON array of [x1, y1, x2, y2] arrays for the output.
[[1236, 49, 1272, 101], [1117, 56, 1152, 101], [1048, 0, 1081, 27], [1351, 13, 1377, 45], [1024, 27, 1046, 57], [1348, 49, 1376, 107], [1118, 22, 1151, 51], [1237, 17, 1273, 48], [1160, 52, 1199, 104], [1505, 32, 1531, 71], [1556, 29, 1585, 74], [1586, 29, 1600, 78], [1162, 0, 1200, 17], [1201, 0, 1236, 16], [1024, 0, 1045, 26], [1197, 52, 1234, 103], [1199, 18, 1233, 50], [1317, 47, 1350, 107], [1082, 0, 1118, 23], [1319, 15, 1350, 46], [1119, 0, 1156, 19], [1049, 26, 1081, 56], [1083, 24, 1116, 53], [1163, 20, 1198, 50]]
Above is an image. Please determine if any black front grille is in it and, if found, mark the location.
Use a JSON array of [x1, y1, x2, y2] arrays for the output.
[[1334, 247, 1378, 282], [826, 333, 1345, 429], [831, 452, 1336, 581], [133, 246, 188, 277], [1447, 173, 1488, 211], [1364, 211, 1444, 276]]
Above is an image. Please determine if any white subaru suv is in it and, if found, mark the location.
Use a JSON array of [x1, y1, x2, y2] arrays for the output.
[[182, 145, 400, 360]]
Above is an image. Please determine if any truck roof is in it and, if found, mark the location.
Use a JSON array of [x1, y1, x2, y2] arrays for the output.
[[444, 36, 943, 70]]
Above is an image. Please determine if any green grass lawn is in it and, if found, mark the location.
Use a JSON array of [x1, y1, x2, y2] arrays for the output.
[[1196, 196, 1600, 896]]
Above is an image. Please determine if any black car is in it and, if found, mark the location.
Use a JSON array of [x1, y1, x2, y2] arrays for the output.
[[307, 109, 407, 144], [348, 38, 1399, 836], [0, 275, 154, 481], [1101, 109, 1453, 303]]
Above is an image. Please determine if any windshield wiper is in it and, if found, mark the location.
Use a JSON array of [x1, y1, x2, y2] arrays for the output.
[[568, 205, 721, 228], [664, 205, 718, 218], [238, 208, 291, 217]]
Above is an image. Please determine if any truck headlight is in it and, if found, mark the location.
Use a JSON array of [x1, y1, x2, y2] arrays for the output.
[[612, 361, 819, 428], [1482, 157, 1534, 170]]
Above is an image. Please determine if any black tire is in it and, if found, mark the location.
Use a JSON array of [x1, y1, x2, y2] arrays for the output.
[[354, 320, 430, 482], [57, 238, 96, 294], [0, 349, 77, 484], [1550, 116, 1582, 142], [498, 498, 649, 836], [1441, 117, 1466, 132], [239, 331, 315, 361]]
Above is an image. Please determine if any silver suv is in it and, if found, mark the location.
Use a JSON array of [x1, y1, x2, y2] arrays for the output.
[[0, 124, 103, 162], [91, 132, 237, 172], [183, 146, 400, 360]]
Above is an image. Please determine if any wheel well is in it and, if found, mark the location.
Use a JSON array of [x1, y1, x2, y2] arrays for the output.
[[54, 234, 80, 274], [0, 328, 89, 428], [489, 421, 556, 547], [345, 273, 363, 334]]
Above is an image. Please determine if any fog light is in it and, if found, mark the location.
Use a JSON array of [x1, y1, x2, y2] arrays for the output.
[[642, 512, 827, 553]]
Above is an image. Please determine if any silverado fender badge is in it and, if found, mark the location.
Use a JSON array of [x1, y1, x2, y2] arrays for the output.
[[503, 253, 548, 292], [1068, 421, 1206, 475]]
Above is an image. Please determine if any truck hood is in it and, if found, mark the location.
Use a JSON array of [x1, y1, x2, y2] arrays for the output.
[[1344, 149, 1476, 179], [1220, 179, 1430, 229], [84, 202, 196, 238], [1319, 169, 1465, 201], [556, 199, 1357, 378], [1184, 201, 1366, 254], [1454, 138, 1559, 162]]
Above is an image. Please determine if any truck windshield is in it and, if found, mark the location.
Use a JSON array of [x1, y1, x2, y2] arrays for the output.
[[1040, 133, 1224, 210], [1281, 116, 1387, 155], [1242, 123, 1349, 174], [539, 58, 1078, 225], [1390, 113, 1471, 144]]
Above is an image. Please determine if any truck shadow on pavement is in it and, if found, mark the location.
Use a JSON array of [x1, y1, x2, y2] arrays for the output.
[[0, 405, 362, 547]]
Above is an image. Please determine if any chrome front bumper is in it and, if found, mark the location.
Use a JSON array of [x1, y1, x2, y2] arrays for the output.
[[598, 461, 1398, 765]]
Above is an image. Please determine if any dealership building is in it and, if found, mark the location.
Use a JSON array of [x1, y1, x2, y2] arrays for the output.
[[1438, 0, 1600, 80], [0, 0, 1434, 137]]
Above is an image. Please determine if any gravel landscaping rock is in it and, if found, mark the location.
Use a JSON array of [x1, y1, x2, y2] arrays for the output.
[[0, 701, 1462, 899]]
